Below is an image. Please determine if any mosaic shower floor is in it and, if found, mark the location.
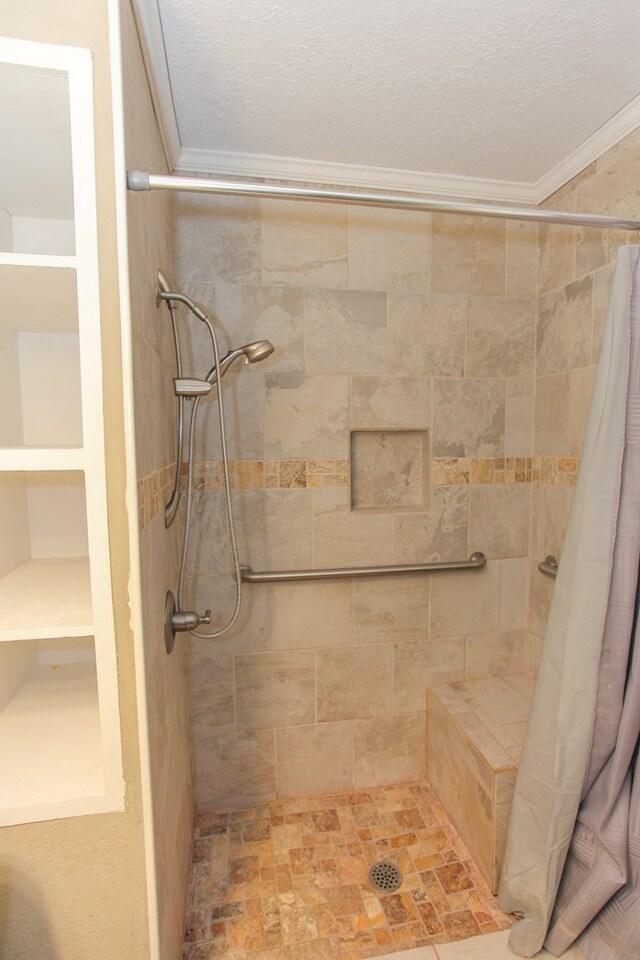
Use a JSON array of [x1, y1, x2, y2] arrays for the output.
[[182, 782, 514, 960]]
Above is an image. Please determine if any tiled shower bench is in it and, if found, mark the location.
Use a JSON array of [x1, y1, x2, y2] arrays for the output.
[[426, 675, 534, 894]]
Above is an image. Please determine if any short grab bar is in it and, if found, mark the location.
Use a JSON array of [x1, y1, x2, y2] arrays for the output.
[[538, 555, 558, 578], [240, 552, 487, 584]]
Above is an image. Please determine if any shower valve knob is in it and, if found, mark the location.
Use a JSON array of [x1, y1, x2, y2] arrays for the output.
[[171, 608, 212, 632]]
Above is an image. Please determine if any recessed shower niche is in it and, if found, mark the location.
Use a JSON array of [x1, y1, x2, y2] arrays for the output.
[[350, 429, 430, 511]]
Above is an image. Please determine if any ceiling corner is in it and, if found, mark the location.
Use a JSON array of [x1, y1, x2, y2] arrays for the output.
[[533, 93, 640, 204]]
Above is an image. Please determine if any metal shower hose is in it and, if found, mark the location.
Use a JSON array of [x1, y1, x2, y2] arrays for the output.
[[177, 311, 243, 639]]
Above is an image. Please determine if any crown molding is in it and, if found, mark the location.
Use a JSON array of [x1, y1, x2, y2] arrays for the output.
[[129, 0, 181, 169], [175, 146, 538, 203], [176, 89, 640, 204], [533, 93, 640, 202]]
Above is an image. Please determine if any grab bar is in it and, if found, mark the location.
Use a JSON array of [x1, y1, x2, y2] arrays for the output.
[[538, 555, 558, 578], [240, 551, 487, 583]]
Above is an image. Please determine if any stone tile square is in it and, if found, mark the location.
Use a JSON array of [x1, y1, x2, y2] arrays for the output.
[[304, 289, 387, 375], [279, 902, 320, 945], [393, 809, 426, 831], [380, 892, 421, 926], [411, 890, 445, 935], [441, 909, 482, 942], [235, 651, 316, 731], [229, 856, 260, 885], [434, 863, 474, 895], [227, 913, 265, 949], [312, 809, 341, 833], [325, 884, 365, 916], [317, 645, 393, 722]]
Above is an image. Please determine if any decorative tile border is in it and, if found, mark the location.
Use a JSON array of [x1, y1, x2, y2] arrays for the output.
[[138, 456, 580, 529], [536, 456, 580, 486], [432, 456, 580, 487], [432, 457, 532, 486], [137, 460, 350, 529], [137, 463, 174, 530]]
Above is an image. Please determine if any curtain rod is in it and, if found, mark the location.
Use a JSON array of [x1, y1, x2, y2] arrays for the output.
[[127, 170, 640, 232]]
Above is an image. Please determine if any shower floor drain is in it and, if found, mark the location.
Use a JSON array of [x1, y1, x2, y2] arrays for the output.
[[369, 860, 403, 893]]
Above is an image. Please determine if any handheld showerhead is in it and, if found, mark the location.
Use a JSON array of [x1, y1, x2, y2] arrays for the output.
[[242, 340, 275, 364], [206, 340, 274, 385]]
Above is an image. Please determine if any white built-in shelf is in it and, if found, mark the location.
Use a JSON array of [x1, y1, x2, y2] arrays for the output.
[[0, 255, 77, 332], [0, 557, 92, 641], [0, 38, 124, 825], [0, 661, 103, 824], [0, 447, 84, 470]]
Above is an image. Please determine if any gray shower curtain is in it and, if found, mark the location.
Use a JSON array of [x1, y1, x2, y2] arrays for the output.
[[498, 245, 640, 959]]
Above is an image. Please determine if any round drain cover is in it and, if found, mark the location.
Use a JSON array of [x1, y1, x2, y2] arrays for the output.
[[369, 860, 403, 893]]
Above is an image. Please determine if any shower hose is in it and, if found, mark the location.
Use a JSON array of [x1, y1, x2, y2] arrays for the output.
[[172, 301, 243, 639]]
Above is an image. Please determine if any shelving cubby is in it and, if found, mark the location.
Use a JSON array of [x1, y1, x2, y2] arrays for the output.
[[0, 636, 104, 824], [0, 36, 124, 825]]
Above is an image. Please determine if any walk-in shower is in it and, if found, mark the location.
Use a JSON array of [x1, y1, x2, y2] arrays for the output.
[[155, 270, 274, 652]]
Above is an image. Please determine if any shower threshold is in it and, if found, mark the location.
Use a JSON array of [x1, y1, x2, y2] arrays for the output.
[[182, 781, 513, 960]]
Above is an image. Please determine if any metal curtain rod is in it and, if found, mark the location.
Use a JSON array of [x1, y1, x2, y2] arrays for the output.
[[127, 170, 640, 231], [240, 551, 487, 584]]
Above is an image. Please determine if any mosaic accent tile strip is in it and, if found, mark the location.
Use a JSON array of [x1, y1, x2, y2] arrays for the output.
[[137, 463, 174, 530], [432, 456, 579, 487], [182, 782, 514, 960], [537, 456, 580, 487], [138, 456, 580, 529]]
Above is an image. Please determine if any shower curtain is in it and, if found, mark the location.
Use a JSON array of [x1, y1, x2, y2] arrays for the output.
[[499, 245, 640, 959]]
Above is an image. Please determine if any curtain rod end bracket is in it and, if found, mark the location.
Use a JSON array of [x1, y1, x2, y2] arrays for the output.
[[127, 169, 150, 191]]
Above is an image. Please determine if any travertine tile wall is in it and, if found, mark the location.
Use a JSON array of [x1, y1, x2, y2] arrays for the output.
[[162, 128, 640, 813], [172, 193, 539, 809], [529, 128, 640, 670], [122, 0, 194, 955]]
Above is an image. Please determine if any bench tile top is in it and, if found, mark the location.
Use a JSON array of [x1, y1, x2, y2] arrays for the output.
[[430, 676, 533, 774]]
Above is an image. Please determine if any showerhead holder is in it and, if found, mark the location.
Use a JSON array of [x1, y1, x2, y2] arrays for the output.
[[156, 269, 172, 307], [174, 377, 212, 398]]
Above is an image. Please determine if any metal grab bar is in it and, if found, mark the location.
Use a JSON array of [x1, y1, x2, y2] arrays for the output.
[[538, 555, 558, 578], [240, 552, 487, 584]]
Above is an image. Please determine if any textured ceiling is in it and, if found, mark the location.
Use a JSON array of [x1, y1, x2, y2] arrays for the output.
[[156, 0, 640, 183]]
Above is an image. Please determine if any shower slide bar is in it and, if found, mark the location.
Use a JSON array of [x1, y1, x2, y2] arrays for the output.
[[127, 171, 640, 232], [240, 551, 487, 583], [538, 555, 558, 578]]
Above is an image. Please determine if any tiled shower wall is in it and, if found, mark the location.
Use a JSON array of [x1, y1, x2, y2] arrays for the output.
[[123, 0, 194, 954], [529, 128, 640, 668], [170, 196, 541, 808]]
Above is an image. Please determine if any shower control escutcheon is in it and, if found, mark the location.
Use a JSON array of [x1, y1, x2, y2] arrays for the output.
[[164, 590, 211, 654]]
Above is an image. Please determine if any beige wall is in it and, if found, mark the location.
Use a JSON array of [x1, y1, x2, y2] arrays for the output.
[[121, 1, 194, 958], [529, 127, 640, 669], [0, 3, 150, 959], [168, 192, 541, 808]]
